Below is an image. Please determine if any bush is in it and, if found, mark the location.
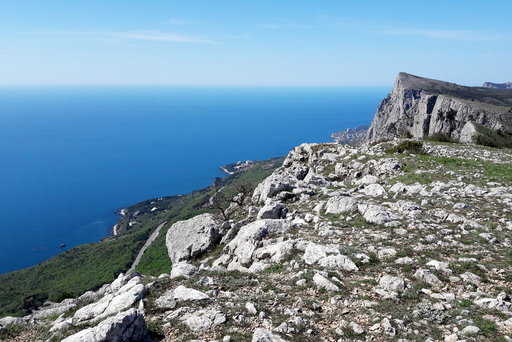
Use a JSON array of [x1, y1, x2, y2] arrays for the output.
[[426, 133, 456, 143], [386, 141, 426, 155], [474, 126, 512, 148]]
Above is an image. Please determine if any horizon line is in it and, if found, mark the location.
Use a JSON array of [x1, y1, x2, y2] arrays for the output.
[[0, 83, 393, 88]]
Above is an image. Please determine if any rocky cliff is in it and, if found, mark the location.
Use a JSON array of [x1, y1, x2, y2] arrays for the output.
[[366, 73, 512, 143], [483, 82, 512, 89]]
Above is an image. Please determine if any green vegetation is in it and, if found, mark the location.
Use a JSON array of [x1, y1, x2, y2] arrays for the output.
[[0, 227, 151, 316], [473, 124, 512, 149], [474, 317, 498, 337], [385, 140, 426, 155], [425, 133, 456, 143], [0, 157, 283, 316], [264, 264, 284, 273], [136, 158, 282, 276], [389, 151, 512, 186]]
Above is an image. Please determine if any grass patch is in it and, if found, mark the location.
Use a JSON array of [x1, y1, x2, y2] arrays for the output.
[[390, 153, 512, 186], [426, 133, 457, 143], [264, 263, 285, 273], [474, 317, 498, 337], [0, 227, 151, 317]]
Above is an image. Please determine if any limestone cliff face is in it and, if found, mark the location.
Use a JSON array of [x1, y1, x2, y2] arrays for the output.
[[483, 81, 512, 89], [366, 73, 512, 143]]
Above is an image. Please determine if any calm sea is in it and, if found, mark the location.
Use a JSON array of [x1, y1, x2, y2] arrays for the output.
[[0, 86, 387, 273]]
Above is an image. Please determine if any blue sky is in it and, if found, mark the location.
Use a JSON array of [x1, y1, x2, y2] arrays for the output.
[[0, 1, 510, 86]]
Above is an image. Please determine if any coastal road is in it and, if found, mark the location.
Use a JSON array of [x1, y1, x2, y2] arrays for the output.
[[128, 221, 167, 274]]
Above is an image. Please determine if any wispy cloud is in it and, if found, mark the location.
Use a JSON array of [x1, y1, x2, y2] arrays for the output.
[[24, 30, 216, 44], [112, 31, 216, 44], [261, 21, 313, 30], [167, 18, 189, 26], [380, 28, 504, 41]]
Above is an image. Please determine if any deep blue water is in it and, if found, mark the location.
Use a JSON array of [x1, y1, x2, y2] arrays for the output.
[[0, 86, 387, 273]]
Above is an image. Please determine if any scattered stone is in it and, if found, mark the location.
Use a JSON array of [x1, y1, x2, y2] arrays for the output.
[[181, 309, 226, 332], [252, 328, 288, 342], [173, 285, 210, 302], [246, 302, 257, 315], [170, 262, 198, 279], [313, 273, 340, 292], [461, 325, 480, 336]]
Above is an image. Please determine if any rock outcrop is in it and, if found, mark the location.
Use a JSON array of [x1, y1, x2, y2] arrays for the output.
[[166, 213, 222, 263], [483, 81, 512, 89], [366, 72, 512, 143], [62, 308, 147, 342]]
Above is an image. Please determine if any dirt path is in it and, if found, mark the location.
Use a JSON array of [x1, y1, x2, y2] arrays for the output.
[[128, 221, 167, 274]]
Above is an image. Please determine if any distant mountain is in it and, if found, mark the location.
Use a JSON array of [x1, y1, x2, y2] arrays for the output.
[[331, 125, 368, 145], [483, 81, 512, 89]]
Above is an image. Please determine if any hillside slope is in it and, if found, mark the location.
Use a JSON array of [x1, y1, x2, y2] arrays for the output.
[[0, 158, 282, 318], [3, 140, 512, 341]]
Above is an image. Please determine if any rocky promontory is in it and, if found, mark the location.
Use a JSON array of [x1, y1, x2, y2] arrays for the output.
[[366, 73, 512, 144], [483, 82, 512, 90]]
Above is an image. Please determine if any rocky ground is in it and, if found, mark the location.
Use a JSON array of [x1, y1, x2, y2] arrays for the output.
[[1, 139, 512, 342]]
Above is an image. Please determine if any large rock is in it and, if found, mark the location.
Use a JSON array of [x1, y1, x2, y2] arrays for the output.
[[0, 316, 25, 327], [325, 196, 357, 214], [154, 290, 176, 310], [302, 242, 358, 272], [63, 308, 146, 342], [257, 201, 288, 219], [378, 275, 405, 294], [72, 276, 145, 324], [252, 328, 288, 342], [313, 273, 340, 292], [180, 308, 226, 332], [358, 204, 399, 225], [318, 255, 359, 272], [366, 72, 512, 143], [360, 183, 386, 197], [166, 213, 221, 264], [173, 285, 210, 302], [252, 174, 294, 204], [459, 121, 478, 143], [252, 240, 297, 264], [170, 262, 198, 279], [225, 219, 291, 266]]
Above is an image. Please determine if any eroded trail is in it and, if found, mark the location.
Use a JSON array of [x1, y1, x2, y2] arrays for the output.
[[127, 221, 167, 274]]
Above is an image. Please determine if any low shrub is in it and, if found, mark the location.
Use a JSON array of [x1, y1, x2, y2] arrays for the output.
[[386, 141, 426, 155], [426, 133, 456, 143], [475, 126, 512, 148]]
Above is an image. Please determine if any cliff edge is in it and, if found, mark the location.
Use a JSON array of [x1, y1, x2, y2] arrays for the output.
[[483, 81, 512, 89], [366, 72, 512, 143]]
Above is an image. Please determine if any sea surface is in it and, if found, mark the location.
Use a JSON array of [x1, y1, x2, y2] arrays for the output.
[[0, 86, 387, 273]]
